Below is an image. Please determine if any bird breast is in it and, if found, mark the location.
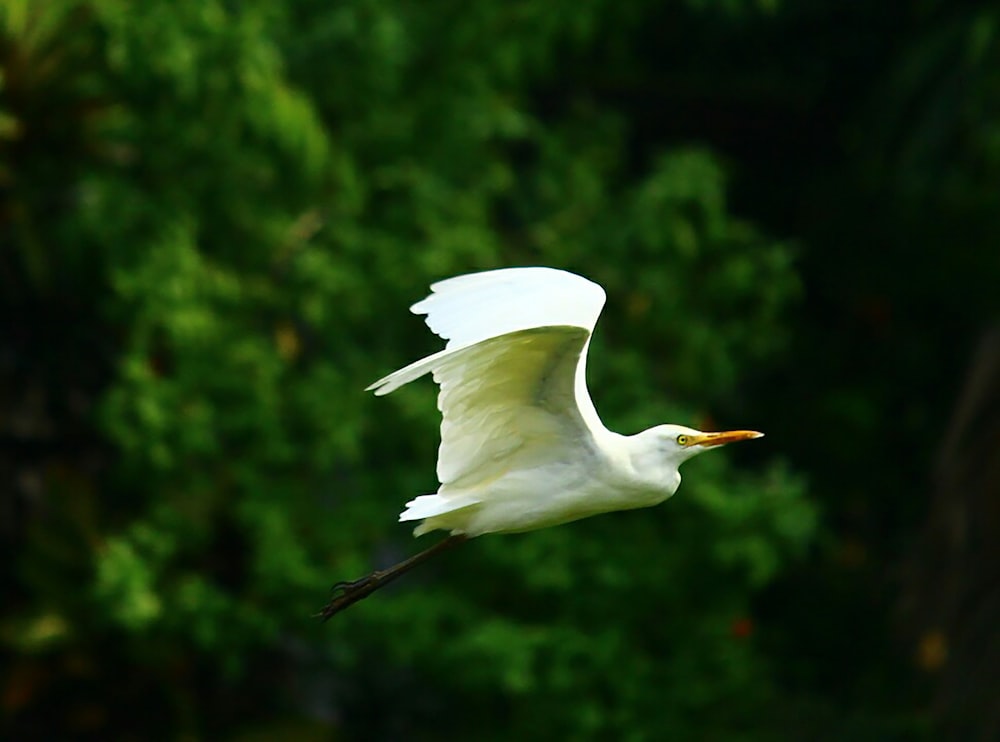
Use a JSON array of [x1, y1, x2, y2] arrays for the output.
[[453, 441, 678, 535]]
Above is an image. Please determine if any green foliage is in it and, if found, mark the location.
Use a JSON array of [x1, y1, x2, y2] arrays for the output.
[[8, 0, 995, 739]]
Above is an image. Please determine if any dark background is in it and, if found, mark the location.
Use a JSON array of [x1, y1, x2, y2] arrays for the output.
[[2, 1, 998, 739]]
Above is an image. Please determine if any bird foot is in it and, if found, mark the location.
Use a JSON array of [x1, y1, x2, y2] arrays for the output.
[[315, 573, 380, 622], [316, 535, 467, 622], [330, 575, 375, 595]]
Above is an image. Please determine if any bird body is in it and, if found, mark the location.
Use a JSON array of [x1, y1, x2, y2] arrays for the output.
[[399, 421, 672, 537], [366, 267, 760, 537], [320, 267, 762, 619]]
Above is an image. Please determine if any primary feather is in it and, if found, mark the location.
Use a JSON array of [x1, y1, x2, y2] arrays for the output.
[[413, 267, 606, 349]]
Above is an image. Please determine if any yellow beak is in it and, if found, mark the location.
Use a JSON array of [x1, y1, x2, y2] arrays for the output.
[[687, 430, 764, 448]]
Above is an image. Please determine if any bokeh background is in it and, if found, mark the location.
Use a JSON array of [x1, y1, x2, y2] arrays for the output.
[[2, 1, 998, 739]]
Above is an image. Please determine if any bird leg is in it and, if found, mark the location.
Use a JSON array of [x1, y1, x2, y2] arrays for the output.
[[317, 534, 468, 621]]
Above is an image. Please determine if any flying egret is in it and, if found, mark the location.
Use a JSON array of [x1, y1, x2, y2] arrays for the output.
[[319, 267, 762, 620]]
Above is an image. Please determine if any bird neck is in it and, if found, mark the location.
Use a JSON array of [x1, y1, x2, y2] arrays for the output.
[[621, 430, 682, 499]]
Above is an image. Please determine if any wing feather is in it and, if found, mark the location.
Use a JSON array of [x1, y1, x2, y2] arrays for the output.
[[366, 267, 610, 495], [411, 266, 605, 349], [433, 327, 591, 489]]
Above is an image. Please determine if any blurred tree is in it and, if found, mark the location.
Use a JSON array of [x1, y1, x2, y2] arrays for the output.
[[2, 1, 811, 739], [3, 0, 996, 739]]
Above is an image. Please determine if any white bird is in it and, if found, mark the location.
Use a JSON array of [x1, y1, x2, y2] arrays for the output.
[[319, 267, 762, 620]]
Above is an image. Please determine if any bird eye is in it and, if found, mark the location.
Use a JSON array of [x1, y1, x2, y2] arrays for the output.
[[676, 435, 689, 446]]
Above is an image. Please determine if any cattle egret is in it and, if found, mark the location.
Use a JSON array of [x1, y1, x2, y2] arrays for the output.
[[319, 267, 762, 620]]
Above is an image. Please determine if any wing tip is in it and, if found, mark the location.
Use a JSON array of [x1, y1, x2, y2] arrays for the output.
[[364, 377, 393, 395]]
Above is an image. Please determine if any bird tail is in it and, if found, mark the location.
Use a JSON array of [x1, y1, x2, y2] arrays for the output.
[[399, 493, 479, 537]]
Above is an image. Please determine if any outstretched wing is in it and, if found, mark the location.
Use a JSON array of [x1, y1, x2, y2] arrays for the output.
[[366, 267, 609, 490]]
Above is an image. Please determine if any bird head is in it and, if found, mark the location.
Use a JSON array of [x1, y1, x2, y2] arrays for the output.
[[651, 424, 764, 466]]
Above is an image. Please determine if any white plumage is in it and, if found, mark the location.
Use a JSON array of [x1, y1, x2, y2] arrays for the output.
[[367, 267, 763, 538]]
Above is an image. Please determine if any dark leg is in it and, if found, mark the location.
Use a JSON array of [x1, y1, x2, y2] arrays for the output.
[[316, 534, 468, 621]]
